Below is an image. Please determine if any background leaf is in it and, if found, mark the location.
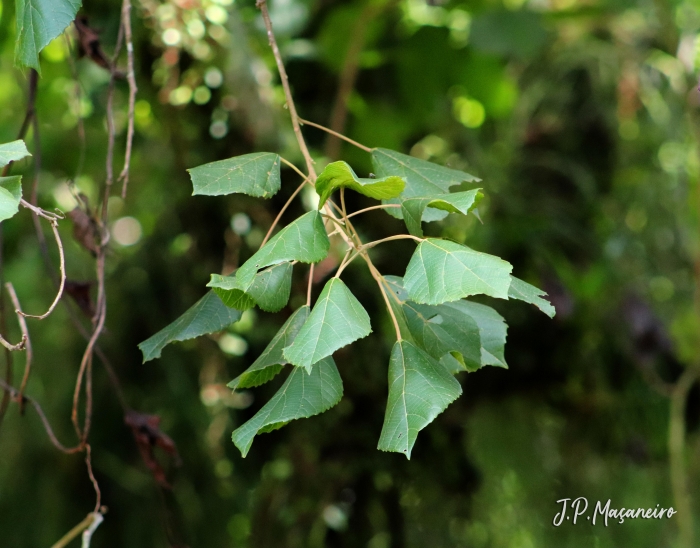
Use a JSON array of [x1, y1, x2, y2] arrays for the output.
[[404, 239, 512, 304], [210, 262, 293, 313], [508, 276, 556, 318], [228, 306, 310, 391], [14, 0, 82, 70], [371, 148, 479, 221], [232, 357, 343, 457], [401, 189, 483, 237], [377, 340, 462, 458], [138, 291, 241, 362], [236, 211, 329, 289], [315, 160, 405, 206], [284, 278, 372, 372], [189, 152, 281, 198], [0, 140, 31, 167]]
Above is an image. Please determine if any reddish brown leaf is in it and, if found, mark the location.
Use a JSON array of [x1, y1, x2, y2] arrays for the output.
[[64, 280, 95, 317], [74, 16, 125, 78], [68, 207, 99, 256], [125, 410, 180, 489]]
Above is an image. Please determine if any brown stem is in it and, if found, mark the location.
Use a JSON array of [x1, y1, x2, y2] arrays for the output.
[[257, 0, 316, 180], [306, 263, 315, 307], [6, 283, 32, 414], [50, 512, 103, 548], [669, 366, 699, 548], [119, 0, 138, 198], [324, 0, 392, 159], [299, 118, 372, 154], [0, 378, 82, 454], [16, 209, 65, 320], [346, 203, 401, 219], [363, 254, 401, 341], [360, 234, 423, 251], [261, 178, 309, 247]]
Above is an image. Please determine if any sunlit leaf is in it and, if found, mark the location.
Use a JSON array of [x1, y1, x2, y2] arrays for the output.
[[377, 340, 462, 458], [189, 152, 281, 198], [315, 160, 405, 207], [371, 148, 479, 221], [209, 262, 293, 313], [404, 239, 512, 305], [236, 211, 329, 289], [232, 356, 343, 457], [0, 177, 23, 223], [508, 276, 555, 318], [228, 306, 309, 391], [284, 278, 371, 372], [402, 189, 483, 237], [14, 0, 82, 71], [0, 140, 31, 167], [139, 291, 241, 362]]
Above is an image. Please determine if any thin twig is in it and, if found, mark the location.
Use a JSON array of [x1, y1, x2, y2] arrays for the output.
[[280, 157, 312, 184], [119, 0, 138, 198], [257, 1, 316, 179], [360, 234, 423, 251], [261, 179, 309, 247], [6, 283, 32, 413], [335, 249, 360, 278], [306, 264, 315, 307], [324, 0, 392, 159], [16, 209, 65, 320], [363, 255, 401, 341], [346, 203, 401, 219], [50, 512, 102, 548], [72, 257, 108, 442], [85, 444, 102, 512], [0, 378, 81, 454], [300, 118, 372, 154]]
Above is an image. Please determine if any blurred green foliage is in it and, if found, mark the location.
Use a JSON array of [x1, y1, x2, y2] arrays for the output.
[[0, 0, 699, 546]]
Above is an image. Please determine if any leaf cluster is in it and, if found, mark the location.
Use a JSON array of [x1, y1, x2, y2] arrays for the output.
[[140, 144, 555, 459]]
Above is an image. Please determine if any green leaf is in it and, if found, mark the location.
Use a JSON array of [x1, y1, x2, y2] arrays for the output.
[[402, 301, 482, 371], [188, 152, 281, 198], [404, 239, 512, 305], [377, 340, 462, 458], [283, 278, 372, 372], [444, 300, 508, 368], [0, 176, 23, 223], [236, 211, 329, 289], [0, 140, 31, 167], [14, 0, 82, 71], [371, 148, 480, 221], [508, 276, 556, 318], [385, 275, 507, 370], [401, 189, 483, 237], [228, 306, 310, 391], [209, 262, 293, 313], [440, 353, 468, 374], [139, 291, 241, 362], [315, 161, 405, 207], [232, 356, 343, 457]]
